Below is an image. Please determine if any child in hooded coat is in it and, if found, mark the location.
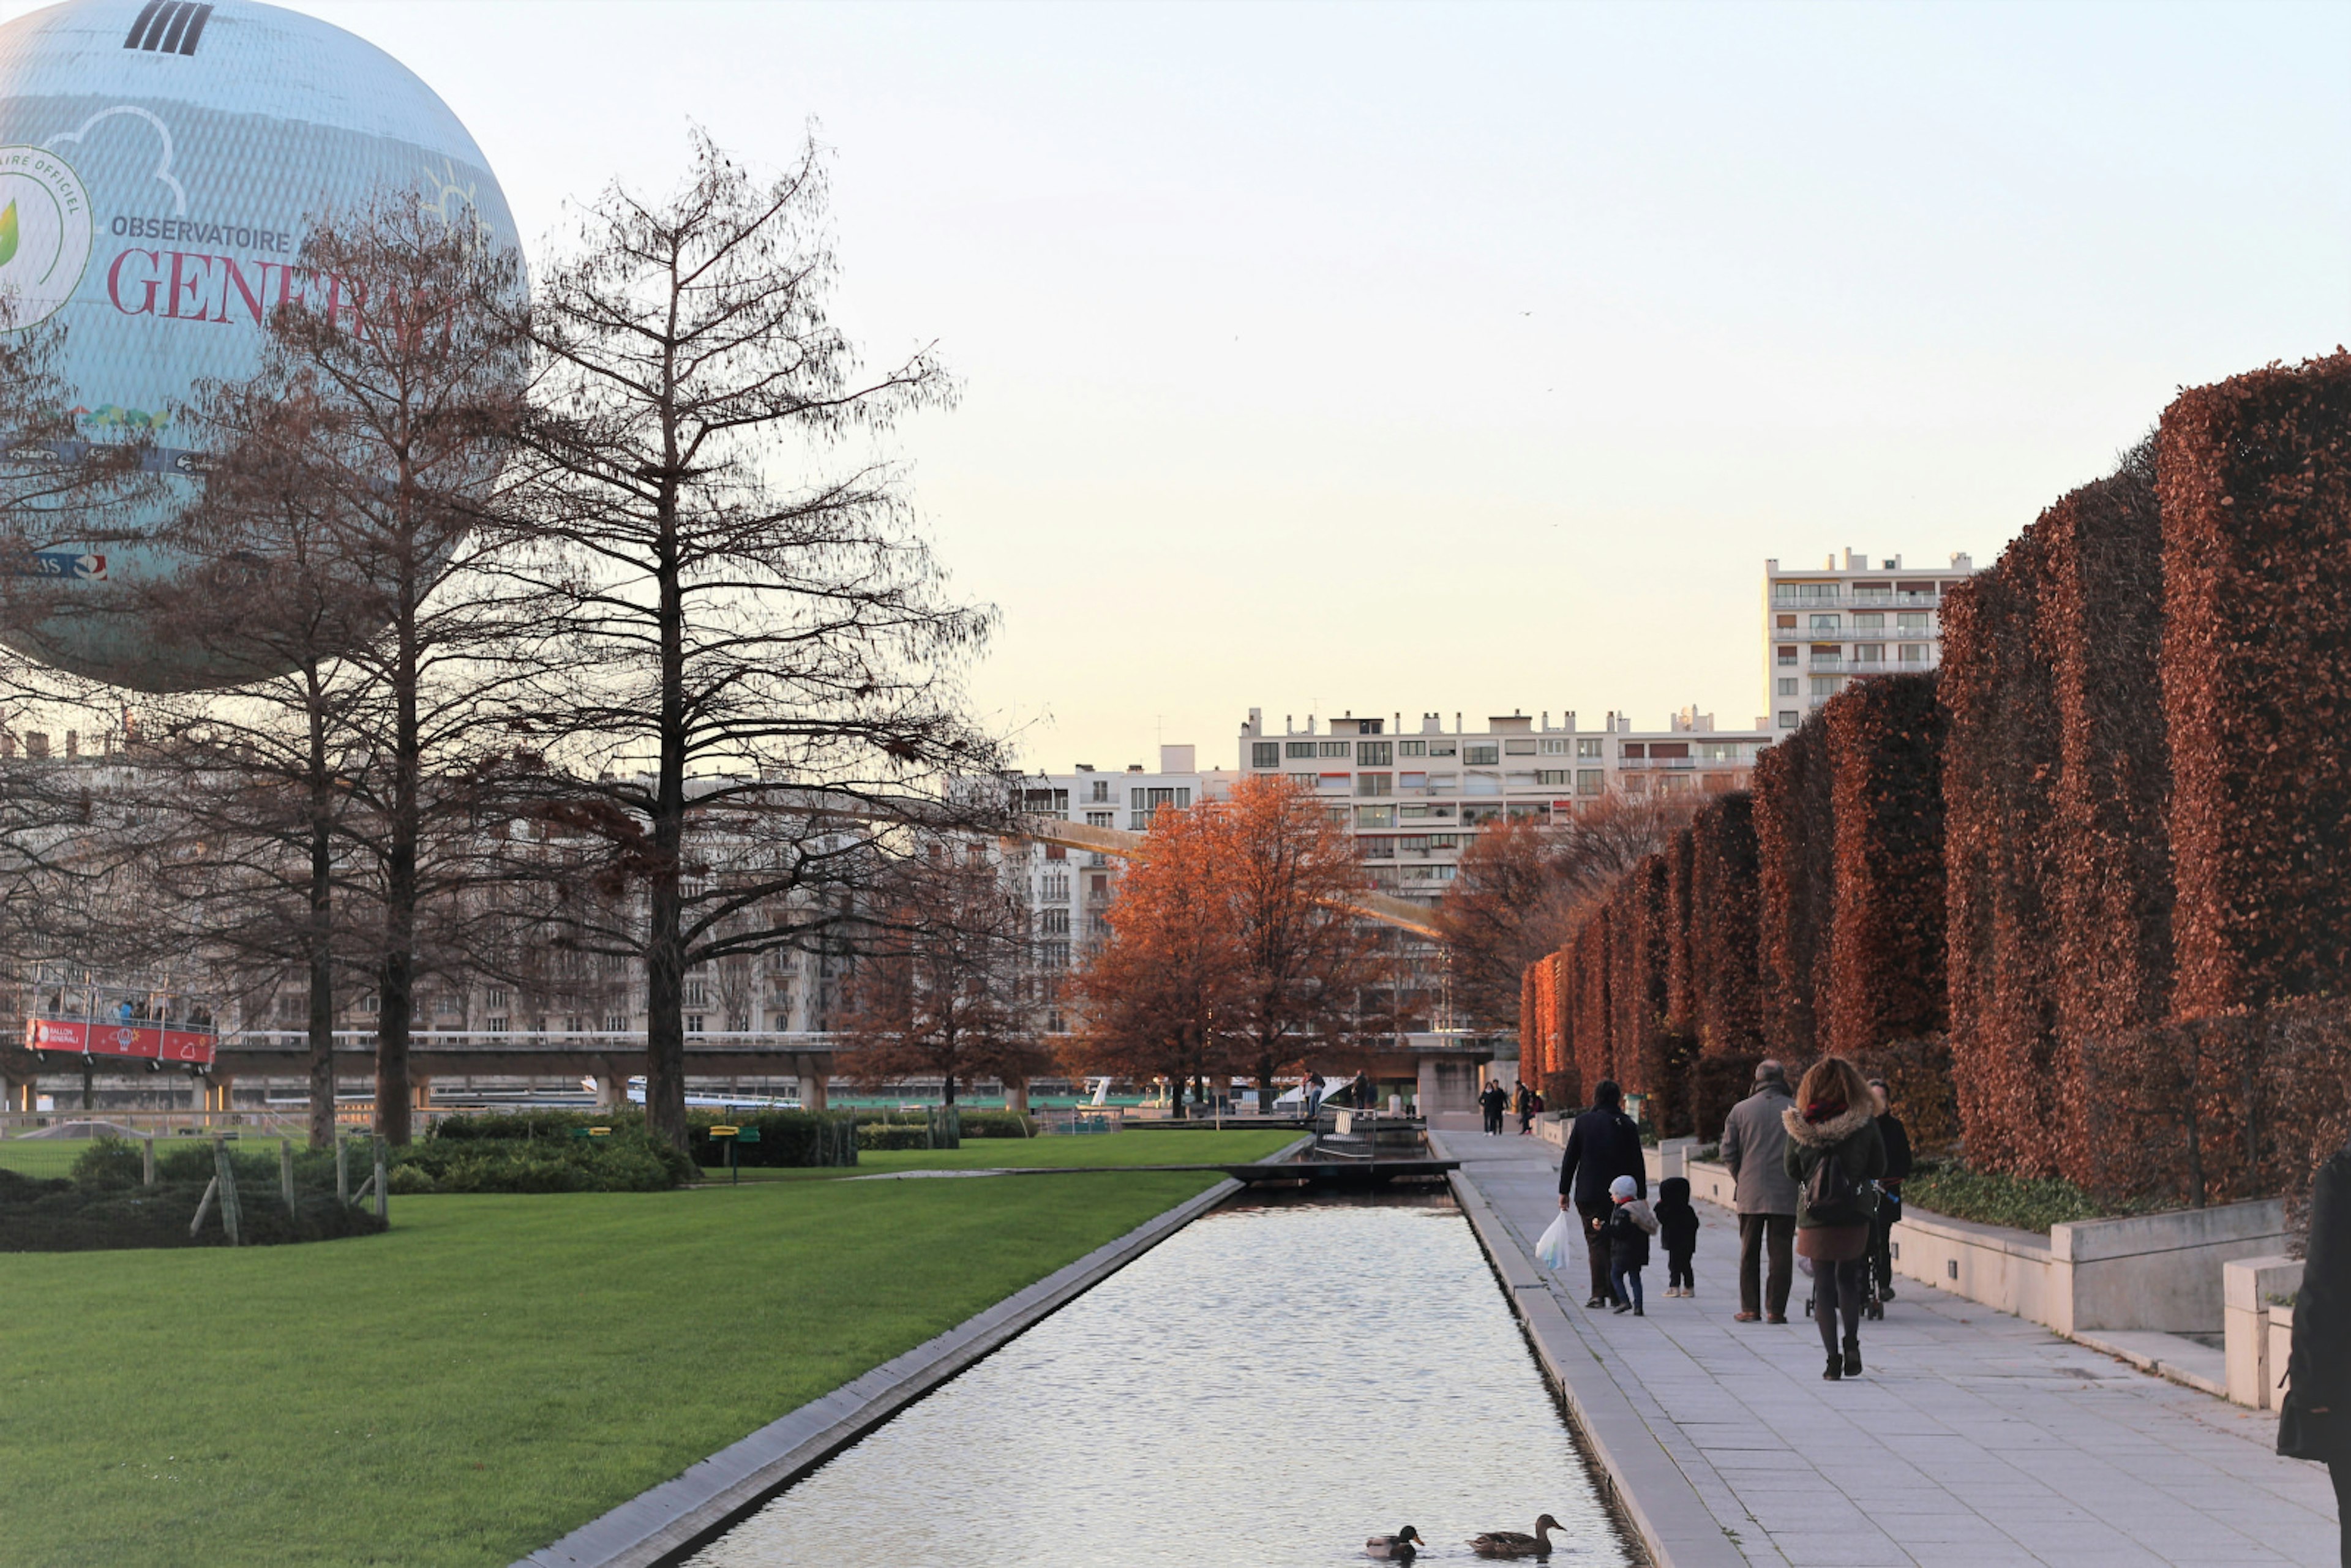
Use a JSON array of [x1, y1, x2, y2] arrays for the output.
[[1605, 1173, 1660, 1315], [1655, 1175, 1700, 1298]]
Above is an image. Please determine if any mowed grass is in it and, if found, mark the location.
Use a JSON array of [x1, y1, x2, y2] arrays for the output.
[[0, 1168, 1242, 1568], [699, 1125, 1301, 1182]]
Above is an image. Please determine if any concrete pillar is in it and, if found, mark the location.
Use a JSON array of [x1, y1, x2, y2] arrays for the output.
[[411, 1074, 433, 1117], [208, 1074, 235, 1114], [795, 1054, 830, 1112], [1004, 1077, 1030, 1114], [593, 1063, 628, 1110], [1417, 1057, 1479, 1115], [2223, 1256, 2303, 1408]]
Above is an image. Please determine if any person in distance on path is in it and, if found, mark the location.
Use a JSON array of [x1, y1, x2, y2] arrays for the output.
[[1557, 1078, 1646, 1310], [1655, 1174, 1700, 1297], [1605, 1173, 1659, 1315], [1785, 1056, 1886, 1382], [2278, 1135, 2351, 1567], [1479, 1078, 1509, 1136], [1719, 1060, 1800, 1323], [1867, 1078, 1913, 1302]]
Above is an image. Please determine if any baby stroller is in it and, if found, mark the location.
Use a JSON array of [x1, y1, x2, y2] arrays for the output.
[[1802, 1181, 1892, 1321]]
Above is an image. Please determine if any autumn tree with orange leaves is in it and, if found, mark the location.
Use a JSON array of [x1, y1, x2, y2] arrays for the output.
[[1067, 804, 1245, 1114], [1068, 776, 1373, 1114]]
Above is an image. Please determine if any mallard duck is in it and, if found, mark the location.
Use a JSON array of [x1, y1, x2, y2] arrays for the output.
[[1471, 1514, 1562, 1557], [1365, 1525, 1425, 1559]]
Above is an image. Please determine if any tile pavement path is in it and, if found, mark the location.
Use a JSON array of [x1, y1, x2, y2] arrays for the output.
[[1428, 1117, 2341, 1567]]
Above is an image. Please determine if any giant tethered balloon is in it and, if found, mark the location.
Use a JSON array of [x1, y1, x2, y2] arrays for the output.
[[0, 0, 518, 691]]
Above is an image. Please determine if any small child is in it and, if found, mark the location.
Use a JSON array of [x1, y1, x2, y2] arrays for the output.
[[1605, 1173, 1659, 1315], [1655, 1174, 1700, 1298]]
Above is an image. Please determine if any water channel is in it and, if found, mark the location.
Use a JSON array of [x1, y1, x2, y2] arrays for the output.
[[689, 1188, 1637, 1566]]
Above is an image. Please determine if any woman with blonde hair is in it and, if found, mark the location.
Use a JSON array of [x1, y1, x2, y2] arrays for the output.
[[1783, 1056, 1886, 1381]]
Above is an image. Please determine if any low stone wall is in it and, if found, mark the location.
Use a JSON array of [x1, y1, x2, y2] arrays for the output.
[[2223, 1256, 2304, 1409], [1884, 1197, 2287, 1337], [2270, 1304, 2294, 1411], [1685, 1158, 1736, 1210]]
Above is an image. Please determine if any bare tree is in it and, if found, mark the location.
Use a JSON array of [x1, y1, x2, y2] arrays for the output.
[[837, 842, 1046, 1105], [171, 195, 537, 1144], [519, 132, 1000, 1149]]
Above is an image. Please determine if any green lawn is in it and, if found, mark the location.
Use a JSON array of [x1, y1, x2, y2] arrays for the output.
[[700, 1126, 1300, 1182], [0, 1168, 1243, 1567]]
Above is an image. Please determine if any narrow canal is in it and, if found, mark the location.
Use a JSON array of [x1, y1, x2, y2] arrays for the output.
[[689, 1188, 1638, 1566]]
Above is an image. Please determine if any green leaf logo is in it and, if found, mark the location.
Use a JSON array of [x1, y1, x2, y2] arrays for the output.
[[0, 201, 18, 268]]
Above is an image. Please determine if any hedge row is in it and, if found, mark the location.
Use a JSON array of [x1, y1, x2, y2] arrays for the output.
[[1520, 352, 2351, 1204]]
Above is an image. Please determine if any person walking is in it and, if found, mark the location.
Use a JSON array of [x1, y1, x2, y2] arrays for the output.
[[1479, 1079, 1508, 1136], [1655, 1174, 1700, 1297], [1719, 1060, 1799, 1324], [1557, 1079, 1646, 1309], [1518, 1085, 1542, 1136], [1866, 1078, 1913, 1302], [1784, 1056, 1886, 1381], [2279, 1136, 2350, 1567], [1605, 1173, 1658, 1315]]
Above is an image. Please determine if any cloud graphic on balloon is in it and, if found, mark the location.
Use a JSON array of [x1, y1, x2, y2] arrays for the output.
[[45, 105, 186, 216]]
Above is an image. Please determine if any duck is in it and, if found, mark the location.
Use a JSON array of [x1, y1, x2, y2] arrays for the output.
[[1471, 1514, 1563, 1557], [1365, 1525, 1425, 1559]]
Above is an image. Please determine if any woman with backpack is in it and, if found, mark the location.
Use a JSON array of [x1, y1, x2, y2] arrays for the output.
[[1783, 1056, 1885, 1381]]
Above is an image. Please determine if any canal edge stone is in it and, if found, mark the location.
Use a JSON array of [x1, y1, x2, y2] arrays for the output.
[[1429, 1130, 1752, 1568], [513, 1136, 1311, 1568]]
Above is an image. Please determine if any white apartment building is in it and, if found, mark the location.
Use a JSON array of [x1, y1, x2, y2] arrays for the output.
[[1235, 706, 1775, 906], [1764, 549, 1976, 729]]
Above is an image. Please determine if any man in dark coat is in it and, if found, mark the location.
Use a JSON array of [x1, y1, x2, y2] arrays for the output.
[[1719, 1060, 1799, 1322], [2279, 1138, 2350, 1567], [1867, 1078, 1913, 1302], [1556, 1078, 1646, 1309]]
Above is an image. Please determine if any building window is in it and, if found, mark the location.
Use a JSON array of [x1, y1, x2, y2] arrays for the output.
[[1854, 612, 1884, 631], [1810, 675, 1844, 697], [684, 981, 708, 1007], [487, 1015, 509, 1033], [1776, 613, 1798, 629], [1776, 677, 1798, 696], [1042, 942, 1070, 970], [1089, 779, 1110, 802], [1427, 741, 1457, 758], [1810, 645, 1843, 669], [1089, 913, 1111, 936], [1898, 610, 1930, 634], [1251, 741, 1280, 768], [1358, 805, 1396, 827], [1577, 738, 1602, 759], [1044, 843, 1066, 861], [1772, 582, 1840, 604], [1086, 810, 1114, 827], [1854, 643, 1885, 664], [1809, 613, 1840, 633], [1356, 773, 1392, 797], [1502, 738, 1535, 756], [1357, 740, 1392, 766], [1576, 769, 1604, 795], [1698, 741, 1745, 762], [1286, 740, 1316, 759], [686, 1015, 705, 1033], [1776, 645, 1797, 666], [1318, 773, 1349, 791], [604, 1014, 626, 1032], [1398, 739, 1427, 757], [1536, 770, 1571, 786], [1041, 909, 1070, 935], [1778, 710, 1798, 729], [1022, 787, 1070, 814], [486, 987, 509, 1008], [1464, 743, 1500, 765], [1288, 773, 1318, 789], [1900, 642, 1929, 663], [1040, 874, 1070, 900], [1398, 770, 1428, 790], [1539, 738, 1569, 755], [1319, 740, 1350, 758], [1359, 838, 1396, 858], [1464, 771, 1502, 795]]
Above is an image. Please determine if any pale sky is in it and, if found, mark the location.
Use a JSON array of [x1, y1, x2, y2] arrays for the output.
[[23, 1, 2351, 770]]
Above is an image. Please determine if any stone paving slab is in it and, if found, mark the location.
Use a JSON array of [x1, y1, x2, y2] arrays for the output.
[[1428, 1117, 2340, 1567]]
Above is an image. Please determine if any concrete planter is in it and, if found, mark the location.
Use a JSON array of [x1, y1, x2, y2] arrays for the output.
[[1685, 1158, 1737, 1210], [1644, 1137, 1698, 1185], [2269, 1304, 2294, 1411], [1886, 1196, 2287, 1337], [2222, 1256, 2304, 1409]]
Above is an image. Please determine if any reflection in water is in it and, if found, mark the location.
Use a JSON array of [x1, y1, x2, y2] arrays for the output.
[[689, 1189, 1634, 1567]]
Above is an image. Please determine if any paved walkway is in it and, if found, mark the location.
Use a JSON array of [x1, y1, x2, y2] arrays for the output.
[[1428, 1117, 2341, 1567]]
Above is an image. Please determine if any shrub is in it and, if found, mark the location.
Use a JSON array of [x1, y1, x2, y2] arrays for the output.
[[71, 1136, 146, 1190], [857, 1123, 932, 1151], [1903, 1160, 2128, 1234], [1752, 719, 1832, 1061], [1824, 674, 1947, 1057], [1, 1178, 384, 1251], [1689, 793, 1763, 1057], [394, 1133, 693, 1193], [958, 1111, 1034, 1139]]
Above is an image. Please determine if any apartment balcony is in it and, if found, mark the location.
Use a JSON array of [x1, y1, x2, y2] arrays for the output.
[[1894, 626, 1935, 639], [1809, 654, 1845, 670]]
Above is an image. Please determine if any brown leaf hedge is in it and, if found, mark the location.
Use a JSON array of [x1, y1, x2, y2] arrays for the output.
[[1518, 354, 2351, 1204]]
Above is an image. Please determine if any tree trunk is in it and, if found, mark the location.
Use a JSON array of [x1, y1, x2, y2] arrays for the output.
[[375, 549, 421, 1144], [1256, 1049, 1275, 1122], [306, 675, 337, 1150], [942, 1072, 958, 1106], [643, 497, 690, 1152]]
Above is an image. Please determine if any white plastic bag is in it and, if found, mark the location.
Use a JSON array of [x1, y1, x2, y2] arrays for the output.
[[1534, 1211, 1575, 1270]]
